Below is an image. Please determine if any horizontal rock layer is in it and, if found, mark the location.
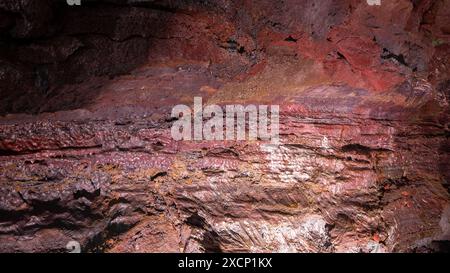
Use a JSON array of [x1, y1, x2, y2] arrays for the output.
[[0, 0, 449, 252]]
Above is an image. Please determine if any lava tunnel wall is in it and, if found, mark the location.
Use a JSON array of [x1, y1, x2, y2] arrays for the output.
[[0, 0, 449, 252]]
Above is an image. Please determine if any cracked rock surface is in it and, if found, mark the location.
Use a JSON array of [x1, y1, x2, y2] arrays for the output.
[[0, 0, 449, 252]]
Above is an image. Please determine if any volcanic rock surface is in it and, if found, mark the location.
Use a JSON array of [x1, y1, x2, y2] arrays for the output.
[[0, 0, 449, 252]]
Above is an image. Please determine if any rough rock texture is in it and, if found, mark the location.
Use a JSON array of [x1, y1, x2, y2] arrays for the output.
[[0, 0, 449, 252]]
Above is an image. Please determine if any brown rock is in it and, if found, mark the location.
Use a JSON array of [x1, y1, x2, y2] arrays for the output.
[[0, 0, 448, 253]]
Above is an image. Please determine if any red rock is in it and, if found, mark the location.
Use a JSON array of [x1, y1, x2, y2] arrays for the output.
[[0, 0, 448, 253]]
